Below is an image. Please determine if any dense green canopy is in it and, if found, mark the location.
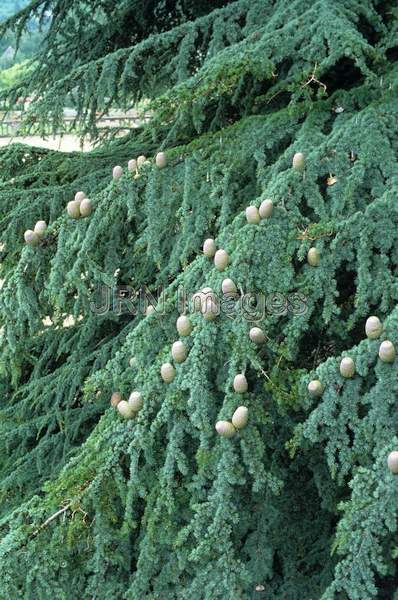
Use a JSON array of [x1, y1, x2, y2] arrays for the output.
[[0, 1, 398, 598]]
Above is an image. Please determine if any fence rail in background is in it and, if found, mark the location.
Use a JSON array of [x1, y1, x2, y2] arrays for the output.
[[0, 110, 151, 137]]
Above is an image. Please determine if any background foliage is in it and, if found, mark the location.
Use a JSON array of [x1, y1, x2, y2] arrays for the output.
[[0, 1, 397, 598], [0, 0, 42, 77], [0, 1, 28, 21]]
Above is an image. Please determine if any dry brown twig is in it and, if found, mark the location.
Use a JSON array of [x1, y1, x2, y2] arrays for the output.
[[296, 226, 334, 241], [32, 500, 88, 537], [32, 502, 72, 537], [302, 62, 327, 92]]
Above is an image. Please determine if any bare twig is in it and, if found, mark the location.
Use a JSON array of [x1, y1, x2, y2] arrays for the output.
[[302, 62, 327, 92], [32, 502, 72, 536], [259, 367, 271, 382], [296, 226, 334, 241]]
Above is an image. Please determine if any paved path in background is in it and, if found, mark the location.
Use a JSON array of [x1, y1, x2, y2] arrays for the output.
[[0, 134, 93, 152]]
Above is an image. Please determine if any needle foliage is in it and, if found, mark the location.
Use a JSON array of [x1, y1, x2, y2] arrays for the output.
[[0, 1, 398, 598]]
